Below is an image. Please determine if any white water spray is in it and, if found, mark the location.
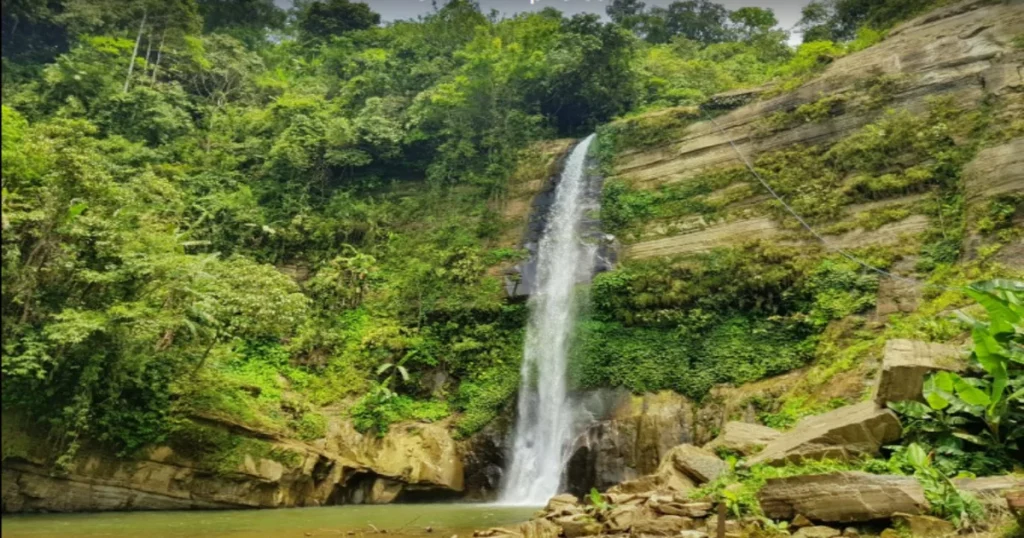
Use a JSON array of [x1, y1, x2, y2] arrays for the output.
[[500, 134, 598, 505]]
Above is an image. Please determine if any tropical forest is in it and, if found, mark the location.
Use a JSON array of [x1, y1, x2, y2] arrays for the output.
[[1, 0, 1022, 537]]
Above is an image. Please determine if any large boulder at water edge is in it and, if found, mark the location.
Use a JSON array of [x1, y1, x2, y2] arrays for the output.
[[607, 443, 726, 494], [758, 472, 929, 522], [703, 421, 781, 456], [745, 402, 901, 467], [872, 339, 965, 407]]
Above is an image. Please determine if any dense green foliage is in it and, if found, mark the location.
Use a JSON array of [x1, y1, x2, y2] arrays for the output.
[[3, 0, 1011, 473], [891, 280, 1024, 476], [570, 244, 880, 399], [0, 0, 649, 456]]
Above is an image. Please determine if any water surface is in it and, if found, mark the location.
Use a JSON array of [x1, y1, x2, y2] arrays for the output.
[[1, 504, 537, 538]]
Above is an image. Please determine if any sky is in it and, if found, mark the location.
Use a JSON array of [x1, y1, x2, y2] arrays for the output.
[[276, 1, 813, 43]]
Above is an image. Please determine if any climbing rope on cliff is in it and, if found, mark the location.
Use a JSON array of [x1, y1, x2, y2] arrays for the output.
[[701, 110, 957, 293]]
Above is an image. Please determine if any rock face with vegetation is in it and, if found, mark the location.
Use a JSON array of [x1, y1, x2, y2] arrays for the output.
[[2, 412, 465, 512], [1, 0, 1022, 525]]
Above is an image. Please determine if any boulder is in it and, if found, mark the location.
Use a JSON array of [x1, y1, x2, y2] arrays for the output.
[[758, 472, 929, 522], [1007, 489, 1024, 521], [653, 501, 713, 518], [663, 444, 728, 484], [606, 443, 727, 495], [793, 527, 841, 538], [791, 514, 814, 528], [604, 503, 647, 532], [745, 402, 901, 467], [872, 339, 964, 406], [553, 516, 601, 538], [502, 519, 561, 538], [953, 475, 1024, 507], [544, 493, 579, 513], [704, 422, 781, 456], [631, 515, 695, 535], [368, 478, 404, 504], [679, 531, 710, 538], [841, 528, 860, 538], [567, 391, 695, 493], [892, 513, 955, 538]]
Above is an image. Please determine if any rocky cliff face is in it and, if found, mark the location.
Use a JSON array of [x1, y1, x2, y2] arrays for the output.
[[610, 0, 1022, 261], [2, 414, 464, 513], [4, 0, 1021, 514]]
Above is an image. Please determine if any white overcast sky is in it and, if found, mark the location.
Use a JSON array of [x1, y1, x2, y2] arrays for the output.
[[276, 0, 812, 43]]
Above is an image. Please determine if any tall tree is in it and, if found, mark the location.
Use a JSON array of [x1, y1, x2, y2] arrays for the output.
[[296, 0, 380, 43], [198, 0, 285, 46]]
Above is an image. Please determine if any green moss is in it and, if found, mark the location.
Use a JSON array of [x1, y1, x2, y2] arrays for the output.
[[599, 106, 700, 153], [167, 420, 301, 476], [756, 93, 849, 135], [600, 167, 746, 241], [294, 412, 327, 441], [689, 457, 900, 516]]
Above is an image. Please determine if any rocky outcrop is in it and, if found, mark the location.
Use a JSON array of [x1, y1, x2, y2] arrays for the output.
[[607, 443, 726, 496], [613, 0, 1023, 190], [2, 416, 467, 513], [872, 339, 965, 406], [611, 0, 1024, 259], [745, 401, 902, 467], [2, 443, 345, 513], [758, 472, 929, 522], [892, 514, 956, 538], [704, 421, 781, 456], [963, 138, 1024, 202], [326, 420, 465, 496], [661, 445, 728, 485], [953, 475, 1024, 508], [567, 391, 695, 494]]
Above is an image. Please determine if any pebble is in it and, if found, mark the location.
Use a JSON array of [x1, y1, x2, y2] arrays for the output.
[[425, 527, 433, 533]]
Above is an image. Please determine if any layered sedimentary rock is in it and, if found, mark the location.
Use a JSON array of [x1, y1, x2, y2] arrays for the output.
[[872, 339, 965, 406], [2, 417, 466, 513], [758, 472, 929, 522], [745, 401, 902, 467], [566, 391, 695, 494], [611, 0, 1024, 260]]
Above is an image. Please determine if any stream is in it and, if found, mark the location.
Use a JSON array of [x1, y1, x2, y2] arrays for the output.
[[1, 504, 537, 538]]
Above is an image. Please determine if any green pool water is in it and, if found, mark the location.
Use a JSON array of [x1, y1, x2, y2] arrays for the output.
[[1, 504, 538, 538]]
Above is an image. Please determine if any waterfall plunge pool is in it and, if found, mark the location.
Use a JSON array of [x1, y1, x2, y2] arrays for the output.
[[1, 504, 538, 538]]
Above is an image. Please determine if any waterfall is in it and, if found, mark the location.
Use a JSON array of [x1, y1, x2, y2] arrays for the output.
[[500, 134, 598, 505]]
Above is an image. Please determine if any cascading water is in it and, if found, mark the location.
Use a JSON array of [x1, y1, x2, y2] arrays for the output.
[[500, 134, 598, 505]]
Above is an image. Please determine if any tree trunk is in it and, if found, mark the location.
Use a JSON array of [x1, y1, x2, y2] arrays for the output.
[[124, 10, 148, 93], [151, 31, 166, 83]]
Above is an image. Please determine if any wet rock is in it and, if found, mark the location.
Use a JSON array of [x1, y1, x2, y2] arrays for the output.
[[703, 421, 781, 456], [872, 339, 964, 406], [745, 402, 901, 467], [892, 513, 955, 537], [568, 391, 695, 494], [544, 493, 580, 513], [368, 478, 404, 504], [631, 515, 695, 535], [792, 526, 841, 538], [759, 472, 928, 522], [841, 528, 859, 538]]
